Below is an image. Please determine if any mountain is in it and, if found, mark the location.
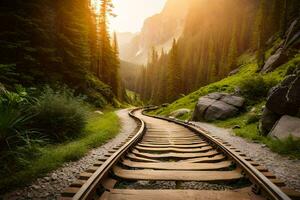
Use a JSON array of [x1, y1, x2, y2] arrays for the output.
[[131, 0, 300, 104], [116, 32, 137, 60], [119, 0, 190, 65]]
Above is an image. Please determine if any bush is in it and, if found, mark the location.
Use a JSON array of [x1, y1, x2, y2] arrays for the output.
[[266, 136, 300, 158], [0, 86, 35, 152], [245, 113, 260, 125], [239, 75, 277, 101], [32, 86, 89, 142], [85, 74, 113, 107]]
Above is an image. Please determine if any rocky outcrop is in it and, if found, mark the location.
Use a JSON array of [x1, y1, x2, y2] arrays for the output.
[[169, 108, 190, 118], [269, 115, 300, 139], [192, 93, 245, 121], [261, 19, 300, 73], [259, 66, 300, 135], [261, 48, 288, 73]]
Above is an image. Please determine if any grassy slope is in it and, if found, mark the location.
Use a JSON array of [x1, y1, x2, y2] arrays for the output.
[[151, 53, 299, 118], [0, 110, 120, 192], [151, 53, 300, 158]]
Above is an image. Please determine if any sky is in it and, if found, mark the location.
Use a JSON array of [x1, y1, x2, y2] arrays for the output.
[[110, 0, 167, 33]]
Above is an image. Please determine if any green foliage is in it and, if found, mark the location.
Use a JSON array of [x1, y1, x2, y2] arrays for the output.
[[216, 112, 300, 159], [85, 74, 112, 107], [32, 86, 89, 142], [126, 90, 143, 106], [0, 0, 119, 108], [0, 86, 35, 152], [265, 136, 300, 158], [151, 51, 292, 118], [0, 110, 120, 192], [239, 75, 278, 101], [245, 113, 260, 125]]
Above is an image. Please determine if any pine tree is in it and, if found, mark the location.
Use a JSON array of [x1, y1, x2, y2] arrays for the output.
[[227, 28, 238, 73], [111, 32, 121, 97], [167, 39, 181, 102]]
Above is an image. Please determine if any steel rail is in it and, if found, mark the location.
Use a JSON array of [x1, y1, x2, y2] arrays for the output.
[[142, 108, 291, 200], [70, 107, 291, 200], [72, 108, 146, 200]]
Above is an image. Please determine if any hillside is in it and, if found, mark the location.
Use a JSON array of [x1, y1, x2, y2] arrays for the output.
[[151, 53, 300, 118], [132, 0, 300, 105]]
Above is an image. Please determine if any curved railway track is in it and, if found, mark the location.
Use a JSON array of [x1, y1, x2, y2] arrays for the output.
[[60, 108, 298, 200]]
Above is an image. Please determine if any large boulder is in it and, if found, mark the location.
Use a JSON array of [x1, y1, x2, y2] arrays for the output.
[[260, 70, 300, 136], [204, 101, 239, 121], [192, 97, 217, 121], [221, 95, 245, 107], [169, 108, 191, 118], [286, 76, 300, 105], [192, 93, 245, 121], [269, 115, 300, 139], [266, 75, 300, 116]]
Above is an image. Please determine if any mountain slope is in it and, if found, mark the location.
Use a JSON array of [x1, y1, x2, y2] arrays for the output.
[[120, 0, 190, 64], [131, 0, 300, 104]]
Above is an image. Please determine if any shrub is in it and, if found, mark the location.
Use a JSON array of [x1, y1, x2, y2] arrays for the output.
[[245, 113, 260, 125], [0, 86, 35, 152], [85, 74, 113, 107], [32, 86, 89, 142], [239, 75, 277, 101], [266, 136, 300, 158]]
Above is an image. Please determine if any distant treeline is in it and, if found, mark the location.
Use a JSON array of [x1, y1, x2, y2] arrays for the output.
[[132, 0, 300, 104]]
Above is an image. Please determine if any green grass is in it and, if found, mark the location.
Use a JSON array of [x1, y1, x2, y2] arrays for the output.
[[215, 114, 300, 159], [151, 53, 300, 119], [0, 110, 120, 192], [214, 101, 300, 159]]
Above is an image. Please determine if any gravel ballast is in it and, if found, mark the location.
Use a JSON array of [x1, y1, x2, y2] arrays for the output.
[[190, 121, 300, 192], [3, 109, 137, 200]]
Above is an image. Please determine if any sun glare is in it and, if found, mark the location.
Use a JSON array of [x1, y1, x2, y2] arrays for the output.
[[90, 0, 167, 33], [90, 0, 101, 14]]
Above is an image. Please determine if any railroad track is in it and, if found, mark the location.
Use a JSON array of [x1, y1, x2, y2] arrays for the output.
[[60, 108, 299, 200]]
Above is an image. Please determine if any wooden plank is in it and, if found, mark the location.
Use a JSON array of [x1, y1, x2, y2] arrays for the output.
[[132, 149, 219, 159], [142, 139, 204, 142], [144, 135, 199, 138], [262, 172, 276, 179], [102, 178, 117, 190], [269, 179, 286, 187], [281, 188, 300, 200], [101, 188, 264, 200], [121, 159, 232, 170], [86, 166, 99, 173], [113, 166, 243, 181], [138, 143, 208, 148], [61, 187, 80, 197], [139, 141, 205, 145], [255, 166, 268, 172], [177, 154, 225, 163], [79, 172, 93, 180], [126, 153, 160, 163], [70, 180, 86, 187], [135, 146, 212, 153]]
